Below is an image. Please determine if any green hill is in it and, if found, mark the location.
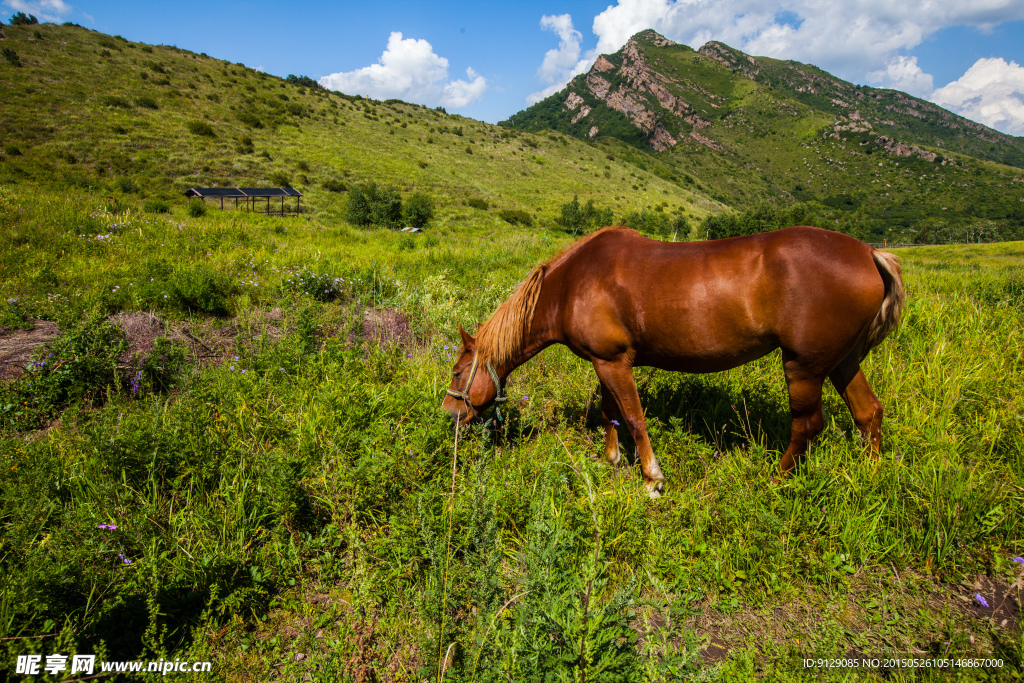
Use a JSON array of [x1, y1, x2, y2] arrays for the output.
[[502, 30, 1024, 242], [0, 22, 721, 229]]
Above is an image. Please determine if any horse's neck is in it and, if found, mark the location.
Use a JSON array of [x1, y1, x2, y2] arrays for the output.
[[497, 272, 561, 376]]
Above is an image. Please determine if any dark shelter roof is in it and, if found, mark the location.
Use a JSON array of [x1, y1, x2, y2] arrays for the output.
[[184, 187, 302, 198]]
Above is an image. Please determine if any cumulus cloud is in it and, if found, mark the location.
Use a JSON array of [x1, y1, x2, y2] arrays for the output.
[[867, 55, 935, 98], [931, 58, 1024, 136], [319, 32, 486, 109], [585, 0, 1024, 85], [3, 0, 72, 22], [527, 14, 597, 105]]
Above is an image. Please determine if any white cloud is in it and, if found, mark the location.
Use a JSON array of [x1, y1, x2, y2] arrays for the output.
[[3, 0, 72, 22], [585, 0, 1024, 86], [867, 55, 935, 98], [527, 14, 597, 105], [319, 32, 486, 109], [931, 58, 1024, 136]]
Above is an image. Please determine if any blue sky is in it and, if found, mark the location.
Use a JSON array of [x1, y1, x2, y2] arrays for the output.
[[6, 0, 1024, 135]]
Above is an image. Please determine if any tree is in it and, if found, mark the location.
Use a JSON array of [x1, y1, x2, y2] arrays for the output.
[[10, 12, 38, 25], [404, 192, 434, 228]]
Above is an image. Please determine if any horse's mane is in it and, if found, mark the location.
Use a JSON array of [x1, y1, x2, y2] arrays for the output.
[[475, 227, 626, 367]]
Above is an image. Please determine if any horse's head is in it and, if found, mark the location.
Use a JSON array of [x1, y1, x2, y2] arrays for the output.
[[441, 325, 503, 425]]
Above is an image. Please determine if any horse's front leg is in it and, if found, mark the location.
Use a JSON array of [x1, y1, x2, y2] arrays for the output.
[[592, 359, 665, 498], [599, 380, 623, 467]]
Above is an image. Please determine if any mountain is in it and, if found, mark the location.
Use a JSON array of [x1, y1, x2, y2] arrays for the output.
[[0, 22, 722, 232], [502, 30, 1024, 241]]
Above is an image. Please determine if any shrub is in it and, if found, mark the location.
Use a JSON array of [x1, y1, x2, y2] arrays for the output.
[[115, 177, 139, 194], [347, 185, 372, 225], [279, 267, 343, 302], [141, 261, 235, 316], [296, 160, 310, 172], [143, 199, 169, 214], [559, 196, 613, 234], [140, 45, 153, 53], [236, 110, 263, 128], [101, 95, 132, 108], [623, 208, 670, 237], [1, 311, 127, 432], [235, 135, 254, 154], [186, 120, 216, 137], [322, 178, 346, 193], [347, 182, 403, 229], [467, 197, 489, 211], [10, 11, 37, 25], [5, 144, 22, 156], [499, 208, 533, 226], [2, 47, 22, 67], [187, 201, 207, 217], [1, 297, 32, 331], [270, 171, 292, 187], [404, 192, 434, 228], [135, 96, 158, 110]]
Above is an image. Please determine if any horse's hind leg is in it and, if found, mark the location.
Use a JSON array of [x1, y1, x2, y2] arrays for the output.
[[592, 360, 665, 497], [778, 351, 826, 474], [599, 380, 624, 467], [828, 353, 884, 455]]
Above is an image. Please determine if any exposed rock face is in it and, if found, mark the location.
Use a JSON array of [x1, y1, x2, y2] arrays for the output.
[[875, 136, 939, 162], [564, 92, 584, 111], [572, 35, 710, 151], [699, 41, 760, 81]]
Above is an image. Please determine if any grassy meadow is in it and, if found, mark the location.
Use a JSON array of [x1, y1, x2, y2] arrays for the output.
[[0, 19, 1022, 683], [0, 181, 1022, 681]]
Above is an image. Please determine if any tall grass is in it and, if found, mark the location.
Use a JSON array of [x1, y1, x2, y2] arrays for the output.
[[0, 180, 1021, 679]]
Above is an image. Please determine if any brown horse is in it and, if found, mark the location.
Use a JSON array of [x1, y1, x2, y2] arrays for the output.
[[442, 226, 905, 496]]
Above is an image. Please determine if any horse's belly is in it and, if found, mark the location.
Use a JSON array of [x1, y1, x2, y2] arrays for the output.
[[636, 338, 777, 373]]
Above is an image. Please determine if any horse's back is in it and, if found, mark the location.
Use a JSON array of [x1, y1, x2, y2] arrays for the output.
[[555, 226, 886, 372]]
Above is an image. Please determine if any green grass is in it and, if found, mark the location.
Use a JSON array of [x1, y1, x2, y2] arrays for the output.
[[0, 179, 1022, 680], [0, 21, 1022, 683]]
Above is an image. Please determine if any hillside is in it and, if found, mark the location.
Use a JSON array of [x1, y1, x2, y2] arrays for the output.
[[502, 30, 1024, 241], [0, 22, 723, 230]]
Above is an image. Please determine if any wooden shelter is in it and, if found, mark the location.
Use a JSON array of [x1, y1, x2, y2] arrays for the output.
[[184, 187, 303, 217]]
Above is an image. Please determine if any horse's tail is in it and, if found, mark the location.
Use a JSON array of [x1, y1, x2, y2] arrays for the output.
[[864, 249, 906, 355]]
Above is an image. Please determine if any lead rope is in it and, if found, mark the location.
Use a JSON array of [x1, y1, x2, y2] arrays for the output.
[[482, 361, 507, 437]]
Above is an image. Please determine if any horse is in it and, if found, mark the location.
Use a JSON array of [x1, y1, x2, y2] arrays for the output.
[[442, 226, 905, 497]]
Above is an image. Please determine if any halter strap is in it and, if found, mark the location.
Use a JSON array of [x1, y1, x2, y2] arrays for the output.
[[446, 352, 506, 423]]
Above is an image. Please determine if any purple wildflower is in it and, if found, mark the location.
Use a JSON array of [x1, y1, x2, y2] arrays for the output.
[[975, 593, 989, 608], [610, 419, 619, 426], [1012, 557, 1024, 565], [118, 553, 132, 565], [97, 524, 118, 531]]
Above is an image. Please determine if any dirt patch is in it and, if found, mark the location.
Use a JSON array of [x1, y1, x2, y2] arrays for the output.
[[0, 321, 60, 379], [360, 307, 414, 348]]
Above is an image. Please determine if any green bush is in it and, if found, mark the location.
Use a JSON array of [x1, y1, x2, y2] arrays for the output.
[[115, 177, 139, 194], [101, 95, 132, 108], [1, 311, 127, 432], [347, 182, 403, 228], [322, 178, 346, 193], [141, 261, 235, 316], [143, 199, 169, 214], [187, 201, 207, 217], [270, 171, 292, 187], [186, 120, 215, 137], [135, 96, 158, 110], [467, 197, 489, 211], [132, 337, 188, 394], [558, 195, 613, 234], [2, 47, 22, 67], [1, 297, 32, 331], [9, 11, 37, 25], [499, 208, 534, 226], [403, 192, 434, 228]]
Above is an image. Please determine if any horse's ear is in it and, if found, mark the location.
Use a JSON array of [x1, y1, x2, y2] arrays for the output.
[[458, 325, 476, 349]]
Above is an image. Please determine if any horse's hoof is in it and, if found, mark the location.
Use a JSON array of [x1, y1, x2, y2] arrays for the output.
[[646, 481, 664, 499]]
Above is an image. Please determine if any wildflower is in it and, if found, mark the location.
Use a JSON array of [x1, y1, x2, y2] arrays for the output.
[[975, 593, 989, 608], [443, 345, 449, 350], [118, 553, 132, 565], [1013, 557, 1024, 565], [97, 524, 118, 531], [610, 419, 619, 426], [407, 353, 413, 358]]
